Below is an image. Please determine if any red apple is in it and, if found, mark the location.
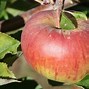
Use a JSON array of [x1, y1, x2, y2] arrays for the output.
[[21, 9, 89, 84]]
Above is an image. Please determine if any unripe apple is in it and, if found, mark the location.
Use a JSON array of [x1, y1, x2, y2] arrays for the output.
[[21, 9, 89, 84]]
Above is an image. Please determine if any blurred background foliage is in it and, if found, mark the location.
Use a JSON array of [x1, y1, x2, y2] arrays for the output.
[[0, 0, 39, 20]]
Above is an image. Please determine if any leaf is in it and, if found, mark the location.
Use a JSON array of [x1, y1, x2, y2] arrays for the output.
[[35, 85, 42, 89], [0, 63, 15, 78], [52, 85, 84, 89], [0, 78, 20, 85], [0, 32, 20, 59], [0, 0, 7, 18], [76, 75, 89, 88], [3, 51, 22, 67], [0, 0, 7, 12], [72, 11, 87, 20], [6, 8, 23, 16], [60, 12, 76, 30]]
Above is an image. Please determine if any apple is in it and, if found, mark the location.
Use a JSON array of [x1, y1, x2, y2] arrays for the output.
[[21, 5, 89, 84]]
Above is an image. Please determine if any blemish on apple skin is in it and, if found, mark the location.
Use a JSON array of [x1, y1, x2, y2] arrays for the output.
[[49, 34, 52, 37], [67, 36, 71, 39], [62, 31, 71, 39]]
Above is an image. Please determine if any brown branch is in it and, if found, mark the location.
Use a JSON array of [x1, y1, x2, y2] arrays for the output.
[[21, 4, 53, 23], [0, 1, 78, 33]]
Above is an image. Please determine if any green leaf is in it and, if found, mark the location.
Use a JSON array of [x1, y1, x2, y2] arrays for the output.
[[0, 63, 15, 78], [6, 8, 23, 16], [52, 85, 84, 89], [0, 32, 20, 59], [0, 0, 7, 17], [0, 0, 7, 12], [0, 78, 20, 85], [72, 11, 87, 20], [35, 85, 42, 89], [76, 75, 89, 88], [60, 12, 76, 30]]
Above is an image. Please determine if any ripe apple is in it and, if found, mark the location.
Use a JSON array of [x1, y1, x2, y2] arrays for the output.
[[21, 9, 89, 84]]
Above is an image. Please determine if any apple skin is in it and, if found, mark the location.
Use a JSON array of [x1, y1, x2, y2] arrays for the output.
[[21, 10, 89, 84]]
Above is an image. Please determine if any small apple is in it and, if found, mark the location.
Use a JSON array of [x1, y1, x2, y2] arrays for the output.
[[21, 3, 89, 84]]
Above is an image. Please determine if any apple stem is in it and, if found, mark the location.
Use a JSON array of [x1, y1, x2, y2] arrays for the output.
[[54, 0, 65, 28]]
